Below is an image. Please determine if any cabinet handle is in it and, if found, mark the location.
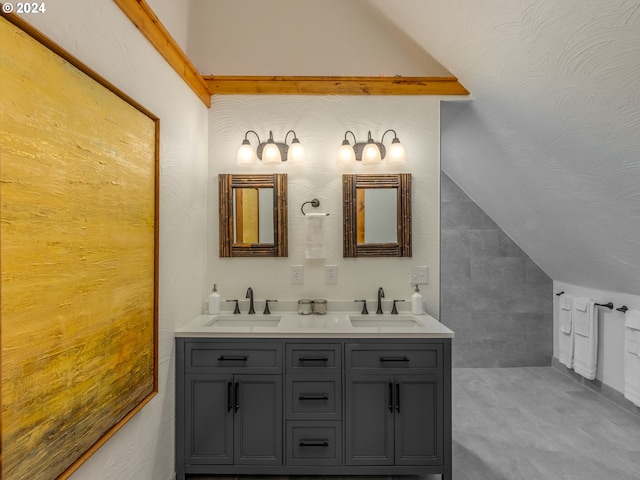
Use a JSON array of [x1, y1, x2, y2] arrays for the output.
[[299, 439, 329, 447], [227, 381, 233, 412], [218, 355, 248, 361], [234, 382, 240, 412], [388, 381, 393, 412], [395, 382, 400, 413], [299, 393, 329, 400], [379, 356, 410, 362], [298, 355, 328, 362]]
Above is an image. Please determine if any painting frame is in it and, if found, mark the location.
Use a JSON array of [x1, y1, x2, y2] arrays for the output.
[[1, 12, 159, 480]]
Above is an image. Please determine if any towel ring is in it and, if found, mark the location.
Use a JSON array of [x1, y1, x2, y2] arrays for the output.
[[301, 199, 329, 216]]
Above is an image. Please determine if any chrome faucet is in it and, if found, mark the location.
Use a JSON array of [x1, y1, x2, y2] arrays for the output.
[[246, 287, 255, 314], [376, 287, 385, 314]]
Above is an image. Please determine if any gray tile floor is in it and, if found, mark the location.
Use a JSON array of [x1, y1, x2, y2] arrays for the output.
[[189, 367, 640, 480]]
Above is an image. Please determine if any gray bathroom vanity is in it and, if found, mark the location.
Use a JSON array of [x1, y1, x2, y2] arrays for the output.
[[175, 310, 453, 480]]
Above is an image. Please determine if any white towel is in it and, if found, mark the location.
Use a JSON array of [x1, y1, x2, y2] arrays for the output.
[[305, 213, 326, 259], [558, 294, 574, 368], [624, 309, 640, 407], [572, 297, 598, 380]]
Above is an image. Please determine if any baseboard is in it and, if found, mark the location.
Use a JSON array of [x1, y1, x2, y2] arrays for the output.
[[552, 357, 640, 417]]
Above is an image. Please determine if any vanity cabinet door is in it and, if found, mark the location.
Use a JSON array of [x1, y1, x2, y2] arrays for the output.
[[184, 374, 234, 465], [345, 374, 394, 465], [394, 374, 443, 466], [234, 374, 283, 465]]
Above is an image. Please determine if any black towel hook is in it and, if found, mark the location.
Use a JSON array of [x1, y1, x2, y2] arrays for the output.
[[617, 305, 629, 313]]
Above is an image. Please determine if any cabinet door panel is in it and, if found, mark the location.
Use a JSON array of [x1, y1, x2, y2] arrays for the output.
[[345, 375, 393, 465], [234, 374, 283, 465], [394, 375, 443, 465], [185, 374, 233, 464]]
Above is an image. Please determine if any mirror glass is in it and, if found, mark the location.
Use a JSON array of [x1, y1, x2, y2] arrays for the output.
[[343, 174, 411, 257], [233, 187, 274, 244], [219, 174, 287, 257], [357, 188, 397, 244]]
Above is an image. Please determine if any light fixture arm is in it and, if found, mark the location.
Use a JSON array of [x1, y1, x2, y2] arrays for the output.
[[343, 130, 357, 145], [243, 130, 261, 145], [381, 129, 399, 145]]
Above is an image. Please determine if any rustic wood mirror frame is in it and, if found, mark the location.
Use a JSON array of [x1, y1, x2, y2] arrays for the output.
[[219, 173, 288, 257], [343, 173, 412, 257]]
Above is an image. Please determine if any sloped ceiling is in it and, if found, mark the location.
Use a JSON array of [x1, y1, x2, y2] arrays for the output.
[[369, 0, 640, 295], [176, 0, 640, 296], [187, 0, 452, 77]]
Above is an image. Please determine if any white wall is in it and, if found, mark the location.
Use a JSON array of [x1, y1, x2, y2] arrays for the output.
[[207, 95, 441, 316], [187, 0, 451, 77], [18, 2, 209, 479], [147, 0, 190, 50], [553, 281, 640, 393]]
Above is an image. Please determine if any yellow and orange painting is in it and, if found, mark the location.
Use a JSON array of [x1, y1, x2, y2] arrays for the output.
[[0, 15, 158, 480]]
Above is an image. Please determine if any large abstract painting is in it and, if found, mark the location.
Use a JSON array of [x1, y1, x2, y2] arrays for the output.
[[0, 14, 158, 480]]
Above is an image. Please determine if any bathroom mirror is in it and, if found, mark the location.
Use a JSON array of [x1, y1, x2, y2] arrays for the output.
[[343, 173, 411, 257], [219, 174, 287, 257]]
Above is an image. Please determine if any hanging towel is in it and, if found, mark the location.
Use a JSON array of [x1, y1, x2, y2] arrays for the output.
[[572, 297, 598, 380], [624, 309, 640, 407], [558, 294, 574, 368], [305, 213, 326, 259]]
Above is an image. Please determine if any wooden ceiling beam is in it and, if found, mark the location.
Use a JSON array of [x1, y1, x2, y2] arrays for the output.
[[204, 75, 469, 96], [113, 1, 470, 104], [113, 0, 211, 107]]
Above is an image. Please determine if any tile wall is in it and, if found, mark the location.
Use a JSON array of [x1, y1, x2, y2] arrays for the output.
[[440, 173, 553, 367]]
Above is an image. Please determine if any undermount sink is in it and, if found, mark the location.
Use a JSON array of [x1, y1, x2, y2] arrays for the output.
[[204, 315, 281, 328], [349, 315, 422, 328]]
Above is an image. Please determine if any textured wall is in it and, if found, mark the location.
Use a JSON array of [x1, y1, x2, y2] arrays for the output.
[[17, 2, 209, 479], [207, 95, 441, 316], [371, 0, 640, 297], [441, 173, 553, 367]]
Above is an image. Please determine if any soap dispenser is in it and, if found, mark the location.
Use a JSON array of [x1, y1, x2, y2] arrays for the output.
[[208, 284, 220, 315], [411, 284, 424, 315]]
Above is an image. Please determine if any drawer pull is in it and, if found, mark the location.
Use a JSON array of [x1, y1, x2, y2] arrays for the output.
[[299, 393, 329, 400], [379, 356, 410, 362], [218, 355, 249, 361], [299, 439, 329, 447], [298, 355, 329, 362]]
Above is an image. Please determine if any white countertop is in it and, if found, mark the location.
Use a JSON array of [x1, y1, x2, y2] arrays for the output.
[[175, 304, 454, 339]]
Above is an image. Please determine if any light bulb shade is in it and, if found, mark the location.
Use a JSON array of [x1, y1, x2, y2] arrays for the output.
[[236, 141, 256, 165], [288, 140, 305, 163], [361, 141, 382, 164], [337, 141, 356, 165], [261, 141, 282, 164], [386, 139, 406, 164]]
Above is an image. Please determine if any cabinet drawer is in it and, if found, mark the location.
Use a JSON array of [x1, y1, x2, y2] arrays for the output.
[[346, 343, 442, 374], [185, 342, 282, 373], [286, 343, 341, 373], [286, 421, 342, 466], [286, 375, 341, 420]]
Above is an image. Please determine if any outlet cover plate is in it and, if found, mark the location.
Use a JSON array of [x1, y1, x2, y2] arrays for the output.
[[411, 266, 428, 285], [290, 265, 304, 285], [325, 265, 338, 285]]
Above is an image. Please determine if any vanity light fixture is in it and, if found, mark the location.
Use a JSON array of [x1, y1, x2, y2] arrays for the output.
[[337, 129, 406, 166], [236, 130, 305, 166]]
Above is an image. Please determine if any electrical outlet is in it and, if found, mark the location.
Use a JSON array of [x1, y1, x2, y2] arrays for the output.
[[411, 266, 428, 285], [290, 265, 304, 285], [325, 265, 338, 285]]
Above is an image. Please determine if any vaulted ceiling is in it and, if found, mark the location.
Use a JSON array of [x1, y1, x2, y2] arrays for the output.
[[154, 0, 640, 296]]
